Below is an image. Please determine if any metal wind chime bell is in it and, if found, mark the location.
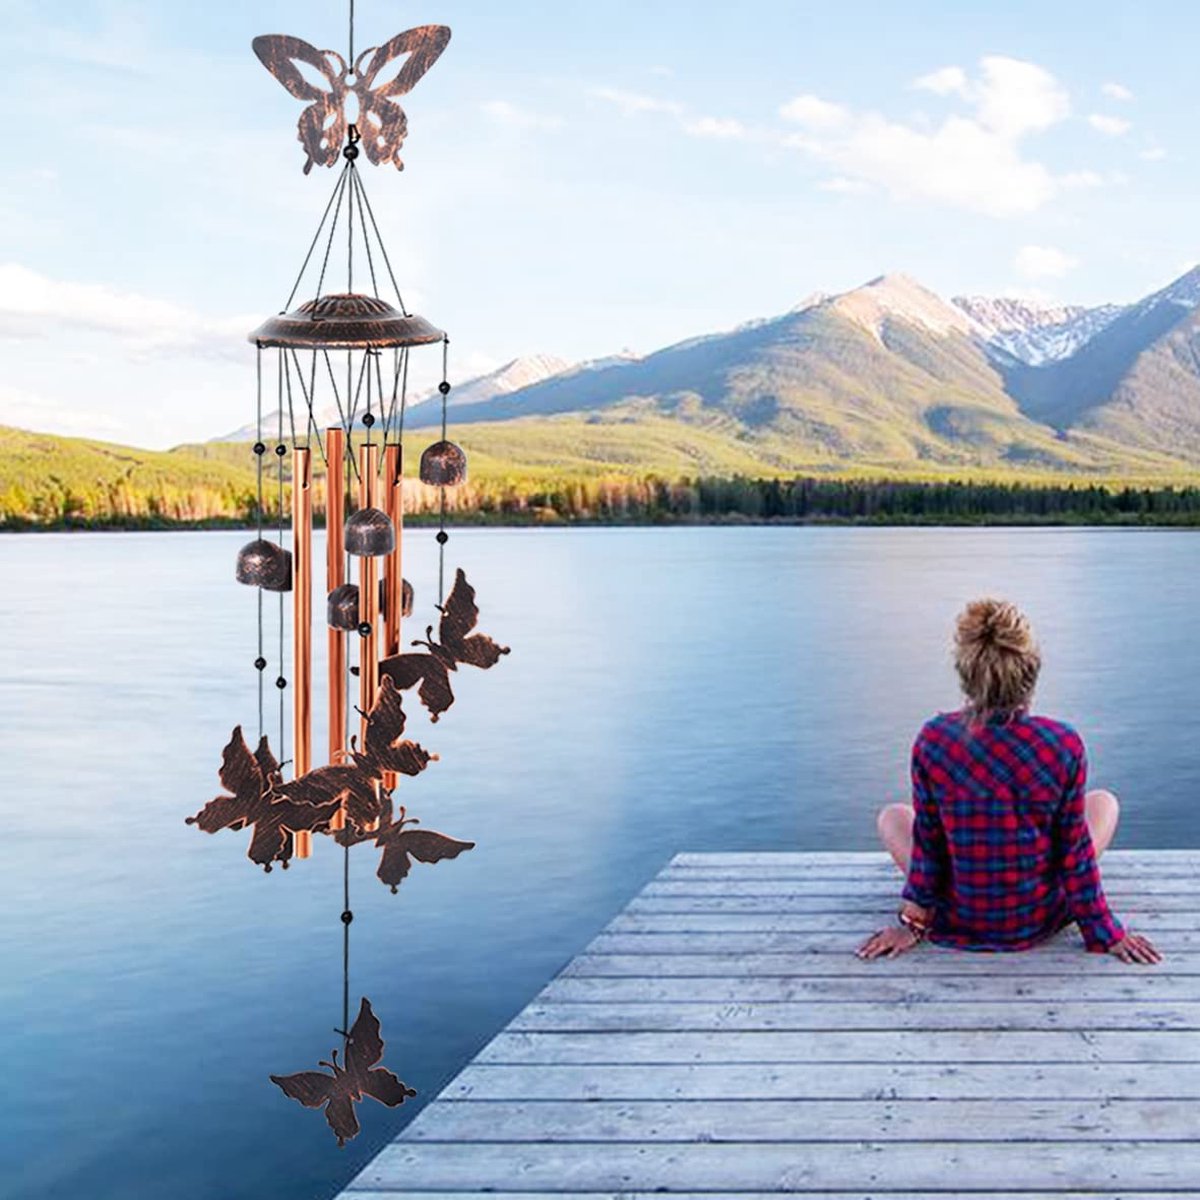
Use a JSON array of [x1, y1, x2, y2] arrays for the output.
[[187, 6, 510, 1148]]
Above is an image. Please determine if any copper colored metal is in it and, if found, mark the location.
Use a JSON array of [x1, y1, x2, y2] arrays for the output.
[[418, 440, 467, 487], [292, 447, 313, 858], [358, 442, 380, 752], [344, 506, 395, 556], [252, 26, 451, 174], [236, 538, 293, 591], [271, 998, 416, 1147], [249, 294, 443, 351], [279, 675, 434, 838], [326, 427, 347, 831], [381, 443, 404, 793], [185, 728, 342, 872], [379, 569, 510, 723]]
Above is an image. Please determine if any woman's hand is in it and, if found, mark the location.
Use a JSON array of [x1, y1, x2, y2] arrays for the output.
[[856, 925, 920, 959], [1107, 930, 1163, 964]]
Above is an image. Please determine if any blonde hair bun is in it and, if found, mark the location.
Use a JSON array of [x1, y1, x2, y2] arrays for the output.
[[954, 598, 1041, 717]]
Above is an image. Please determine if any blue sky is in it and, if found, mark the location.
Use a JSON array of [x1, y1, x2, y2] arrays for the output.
[[1, 0, 1196, 447]]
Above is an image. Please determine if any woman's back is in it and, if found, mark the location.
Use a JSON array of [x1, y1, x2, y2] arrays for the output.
[[902, 708, 1124, 951]]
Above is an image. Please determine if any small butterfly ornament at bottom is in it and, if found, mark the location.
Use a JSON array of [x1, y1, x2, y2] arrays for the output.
[[252, 26, 451, 173], [272, 998, 415, 1146]]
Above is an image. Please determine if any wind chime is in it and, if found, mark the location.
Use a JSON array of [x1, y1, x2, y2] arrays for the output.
[[185, 6, 509, 1147]]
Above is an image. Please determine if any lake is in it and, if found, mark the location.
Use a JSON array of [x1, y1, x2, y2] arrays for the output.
[[2, 526, 1198, 1199]]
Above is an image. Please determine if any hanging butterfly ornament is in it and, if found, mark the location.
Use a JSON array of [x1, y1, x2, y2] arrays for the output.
[[186, 4, 510, 1147], [252, 26, 451, 173]]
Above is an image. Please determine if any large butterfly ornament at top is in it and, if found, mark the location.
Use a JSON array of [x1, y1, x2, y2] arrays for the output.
[[379, 568, 510, 722], [272, 998, 416, 1146], [252, 26, 451, 173], [186, 728, 343, 871]]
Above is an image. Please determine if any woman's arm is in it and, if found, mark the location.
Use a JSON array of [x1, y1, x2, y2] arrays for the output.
[[900, 741, 947, 913], [1055, 743, 1124, 952]]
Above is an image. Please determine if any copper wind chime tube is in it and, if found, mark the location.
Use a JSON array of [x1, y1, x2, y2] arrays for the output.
[[326, 426, 348, 832], [292, 445, 314, 858], [381, 442, 404, 791], [358, 440, 381, 747]]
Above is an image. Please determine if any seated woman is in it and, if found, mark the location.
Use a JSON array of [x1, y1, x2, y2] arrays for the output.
[[858, 598, 1160, 965]]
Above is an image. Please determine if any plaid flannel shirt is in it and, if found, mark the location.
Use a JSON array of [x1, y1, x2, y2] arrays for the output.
[[900, 709, 1124, 952]]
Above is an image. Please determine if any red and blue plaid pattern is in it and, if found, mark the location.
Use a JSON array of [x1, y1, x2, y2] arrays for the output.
[[901, 710, 1124, 952]]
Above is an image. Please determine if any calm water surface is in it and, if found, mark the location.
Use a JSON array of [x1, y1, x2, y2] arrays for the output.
[[2, 527, 1198, 1199]]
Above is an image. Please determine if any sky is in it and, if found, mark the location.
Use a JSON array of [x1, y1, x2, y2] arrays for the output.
[[1, 0, 1197, 448]]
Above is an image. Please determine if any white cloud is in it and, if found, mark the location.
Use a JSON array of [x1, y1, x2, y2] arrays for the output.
[[779, 94, 849, 129], [817, 176, 870, 193], [683, 116, 747, 139], [1060, 169, 1104, 189], [1102, 82, 1134, 101], [649, 65, 674, 78], [1088, 113, 1132, 136], [780, 56, 1085, 218], [0, 263, 254, 362], [1140, 146, 1167, 161], [590, 87, 684, 117], [0, 384, 125, 438], [913, 66, 968, 97], [1014, 244, 1078, 280], [480, 100, 564, 131]]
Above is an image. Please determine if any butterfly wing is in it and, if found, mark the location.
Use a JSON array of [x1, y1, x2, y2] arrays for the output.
[[252, 35, 348, 173], [439, 570, 510, 669], [186, 727, 261, 832], [271, 1069, 339, 1110], [344, 998, 386, 1075], [253, 735, 284, 795], [376, 827, 474, 893], [353, 26, 451, 170], [363, 677, 435, 777], [323, 1093, 360, 1147], [378, 651, 455, 722], [361, 1066, 416, 1107]]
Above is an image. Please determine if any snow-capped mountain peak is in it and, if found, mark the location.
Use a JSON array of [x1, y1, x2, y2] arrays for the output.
[[829, 273, 978, 340], [953, 294, 1125, 366]]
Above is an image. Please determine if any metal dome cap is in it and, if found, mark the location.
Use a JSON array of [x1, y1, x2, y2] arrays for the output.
[[249, 293, 444, 350]]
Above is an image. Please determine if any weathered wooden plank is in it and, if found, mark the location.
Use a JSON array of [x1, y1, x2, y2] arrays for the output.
[[477, 1028, 1200, 1064], [542, 973, 1200, 1003], [442, 1059, 1200, 1101], [347, 1139, 1200, 1192], [510, 1000, 1200, 1032], [402, 1096, 1199, 1142], [347, 1192, 1186, 1200], [628, 893, 1200, 912], [600, 909, 1200, 935], [660, 863, 1200, 880], [670, 849, 1200, 867], [644, 878, 1200, 896], [570, 944, 1200, 972]]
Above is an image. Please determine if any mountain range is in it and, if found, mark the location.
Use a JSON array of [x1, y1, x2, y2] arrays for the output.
[[213, 267, 1200, 475]]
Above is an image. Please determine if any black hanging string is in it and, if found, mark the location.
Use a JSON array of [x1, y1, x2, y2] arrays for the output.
[[322, 351, 361, 483], [287, 348, 327, 466], [313, 168, 352, 310], [282, 349, 299, 448], [284, 162, 351, 313], [255, 346, 265, 739], [354, 171, 409, 314], [437, 336, 450, 603], [277, 365, 286, 761], [350, 170, 380, 299]]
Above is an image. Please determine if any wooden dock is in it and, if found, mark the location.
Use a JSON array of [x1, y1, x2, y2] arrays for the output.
[[340, 849, 1200, 1198]]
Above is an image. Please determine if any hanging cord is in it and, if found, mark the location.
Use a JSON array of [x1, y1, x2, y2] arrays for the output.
[[287, 348, 328, 466], [354, 171, 409, 314], [437, 336, 450, 603], [322, 351, 361, 483], [313, 167, 352, 308], [282, 348, 299, 448], [350, 169, 381, 299], [255, 346, 266, 739], [284, 162, 351, 312], [347, 163, 355, 295], [276, 368, 287, 762], [348, 0, 355, 68]]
